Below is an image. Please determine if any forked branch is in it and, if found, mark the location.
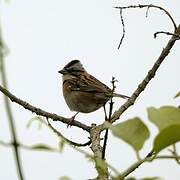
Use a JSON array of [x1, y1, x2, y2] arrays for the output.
[[115, 4, 177, 49], [108, 24, 180, 126]]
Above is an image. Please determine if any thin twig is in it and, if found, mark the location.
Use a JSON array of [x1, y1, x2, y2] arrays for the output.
[[46, 119, 91, 147], [116, 150, 155, 179], [0, 25, 24, 180], [169, 144, 180, 164], [154, 155, 180, 160], [102, 77, 116, 159], [154, 31, 180, 39], [0, 140, 58, 152], [0, 85, 91, 132], [118, 8, 126, 49], [115, 150, 180, 179], [114, 4, 177, 30]]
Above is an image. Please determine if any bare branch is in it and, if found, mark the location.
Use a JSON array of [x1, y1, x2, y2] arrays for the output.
[[0, 140, 58, 151], [114, 149, 180, 179], [154, 155, 180, 160], [47, 120, 91, 147], [0, 85, 91, 132], [114, 4, 177, 30], [115, 151, 154, 179], [117, 8, 126, 49], [169, 144, 180, 164], [102, 77, 117, 159], [110, 25, 180, 125], [154, 31, 180, 39]]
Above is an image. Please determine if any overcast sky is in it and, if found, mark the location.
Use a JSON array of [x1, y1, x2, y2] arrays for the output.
[[1, 0, 180, 180]]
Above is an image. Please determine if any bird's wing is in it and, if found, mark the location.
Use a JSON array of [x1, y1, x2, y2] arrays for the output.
[[71, 74, 111, 94]]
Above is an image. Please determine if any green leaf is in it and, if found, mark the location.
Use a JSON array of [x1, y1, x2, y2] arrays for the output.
[[153, 124, 180, 153], [111, 117, 150, 151], [30, 144, 56, 151], [59, 176, 71, 180], [147, 106, 180, 131], [174, 91, 180, 98]]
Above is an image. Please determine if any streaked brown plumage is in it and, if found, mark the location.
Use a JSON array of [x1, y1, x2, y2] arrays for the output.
[[59, 60, 129, 115]]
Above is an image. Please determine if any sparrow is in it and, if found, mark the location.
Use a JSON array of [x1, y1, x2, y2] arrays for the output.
[[58, 60, 129, 123]]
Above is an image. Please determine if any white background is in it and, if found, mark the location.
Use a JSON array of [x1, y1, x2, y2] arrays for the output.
[[0, 0, 180, 179]]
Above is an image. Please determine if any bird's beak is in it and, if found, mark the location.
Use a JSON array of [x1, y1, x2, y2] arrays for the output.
[[58, 69, 67, 75]]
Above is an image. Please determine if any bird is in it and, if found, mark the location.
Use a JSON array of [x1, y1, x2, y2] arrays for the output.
[[58, 60, 129, 124]]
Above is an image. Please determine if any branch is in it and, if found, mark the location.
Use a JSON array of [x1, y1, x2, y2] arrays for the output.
[[102, 77, 117, 159], [154, 155, 180, 161], [47, 120, 91, 147], [154, 31, 180, 39], [0, 26, 24, 180], [114, 4, 177, 30], [106, 24, 180, 125], [168, 144, 180, 164], [115, 149, 180, 179], [116, 151, 154, 179], [0, 140, 59, 152], [117, 8, 125, 49], [90, 124, 108, 179], [0, 85, 91, 132]]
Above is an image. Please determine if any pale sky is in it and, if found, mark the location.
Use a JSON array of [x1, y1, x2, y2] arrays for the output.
[[0, 0, 180, 180]]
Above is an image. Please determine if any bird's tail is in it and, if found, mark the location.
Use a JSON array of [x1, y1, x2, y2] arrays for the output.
[[113, 93, 130, 99]]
